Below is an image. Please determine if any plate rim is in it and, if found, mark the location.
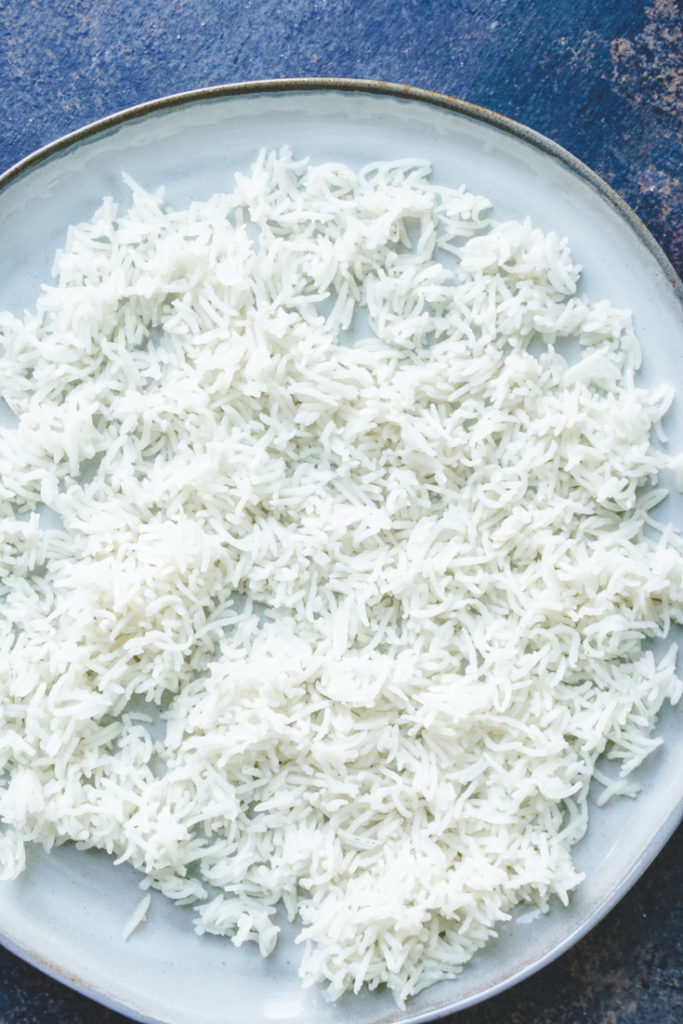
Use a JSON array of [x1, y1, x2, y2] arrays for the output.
[[0, 76, 682, 1023], [0, 76, 681, 295]]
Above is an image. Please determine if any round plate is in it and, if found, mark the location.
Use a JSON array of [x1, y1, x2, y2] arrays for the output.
[[1, 79, 682, 1024]]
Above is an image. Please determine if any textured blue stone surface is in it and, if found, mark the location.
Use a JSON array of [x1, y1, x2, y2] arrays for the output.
[[0, 1, 681, 1022]]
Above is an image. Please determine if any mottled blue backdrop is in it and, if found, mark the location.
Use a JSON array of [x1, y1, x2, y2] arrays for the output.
[[0, 1, 681, 1022]]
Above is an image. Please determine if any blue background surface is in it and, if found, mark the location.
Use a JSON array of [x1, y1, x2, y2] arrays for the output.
[[0, 1, 681, 1022]]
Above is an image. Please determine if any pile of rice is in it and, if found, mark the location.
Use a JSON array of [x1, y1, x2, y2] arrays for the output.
[[1, 149, 682, 1005]]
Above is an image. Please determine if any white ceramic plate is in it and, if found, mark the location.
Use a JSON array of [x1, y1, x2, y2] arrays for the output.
[[0, 80, 682, 1024]]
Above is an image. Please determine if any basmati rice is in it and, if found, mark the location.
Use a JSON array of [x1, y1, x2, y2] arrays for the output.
[[0, 148, 682, 1005], [122, 892, 152, 941]]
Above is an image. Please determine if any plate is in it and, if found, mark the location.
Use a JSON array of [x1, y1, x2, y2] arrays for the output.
[[0, 79, 682, 1024]]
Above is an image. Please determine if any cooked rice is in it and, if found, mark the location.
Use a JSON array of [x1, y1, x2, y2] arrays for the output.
[[0, 149, 682, 1004]]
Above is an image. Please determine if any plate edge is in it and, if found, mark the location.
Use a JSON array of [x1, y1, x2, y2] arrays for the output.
[[0, 77, 681, 297]]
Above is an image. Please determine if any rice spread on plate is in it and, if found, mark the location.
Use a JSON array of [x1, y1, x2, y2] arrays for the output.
[[0, 150, 682, 1005]]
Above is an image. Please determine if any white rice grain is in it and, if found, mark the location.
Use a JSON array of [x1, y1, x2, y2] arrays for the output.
[[0, 149, 682, 1006]]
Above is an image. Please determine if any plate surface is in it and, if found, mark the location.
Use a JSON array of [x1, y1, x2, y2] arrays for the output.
[[0, 79, 682, 1024]]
